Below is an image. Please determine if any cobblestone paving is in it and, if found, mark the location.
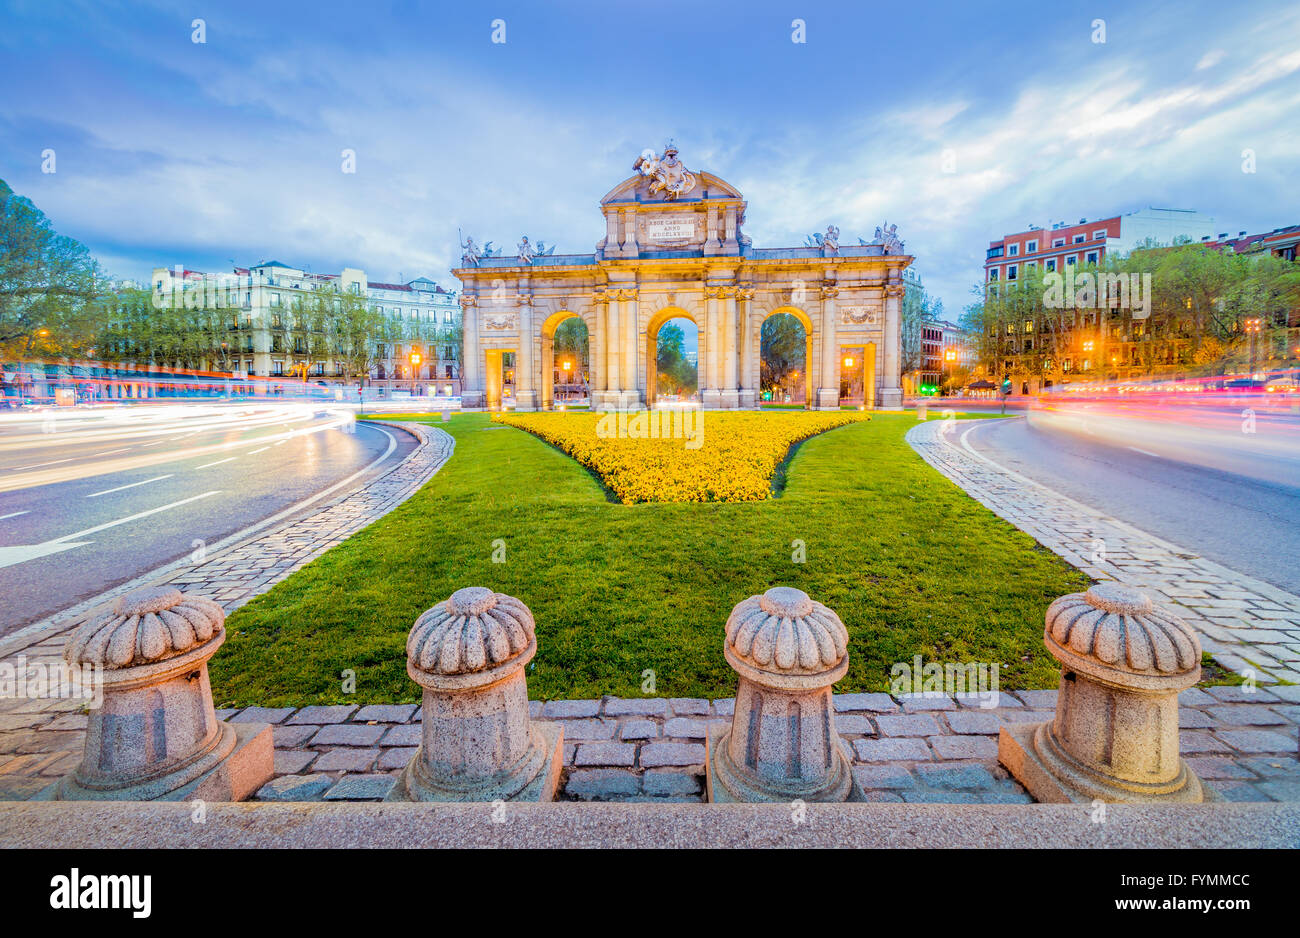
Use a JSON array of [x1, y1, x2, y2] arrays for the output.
[[2, 689, 1295, 803], [908, 417, 1300, 684]]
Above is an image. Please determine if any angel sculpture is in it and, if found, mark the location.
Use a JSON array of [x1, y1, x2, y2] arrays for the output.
[[517, 236, 535, 265], [460, 236, 482, 267], [822, 224, 840, 256]]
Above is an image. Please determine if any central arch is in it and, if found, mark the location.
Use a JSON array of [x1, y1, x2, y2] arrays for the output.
[[540, 309, 591, 409], [757, 306, 814, 408], [644, 306, 703, 408]]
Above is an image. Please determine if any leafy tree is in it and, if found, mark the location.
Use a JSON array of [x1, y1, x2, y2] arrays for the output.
[[655, 320, 696, 396], [759, 312, 806, 397], [0, 179, 104, 360]]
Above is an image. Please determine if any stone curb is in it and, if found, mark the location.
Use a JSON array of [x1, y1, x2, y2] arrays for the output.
[[0, 419, 454, 660], [2, 801, 1296, 849]]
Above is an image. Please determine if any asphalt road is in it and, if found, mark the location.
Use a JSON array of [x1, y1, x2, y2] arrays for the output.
[[0, 404, 414, 634], [961, 412, 1300, 593]]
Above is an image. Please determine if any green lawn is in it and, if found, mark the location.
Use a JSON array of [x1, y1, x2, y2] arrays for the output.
[[210, 412, 1089, 706]]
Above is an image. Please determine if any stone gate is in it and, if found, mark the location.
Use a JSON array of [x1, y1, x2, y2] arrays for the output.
[[455, 143, 912, 411]]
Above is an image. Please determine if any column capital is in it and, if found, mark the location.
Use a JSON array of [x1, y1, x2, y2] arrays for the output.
[[884, 282, 905, 299], [459, 294, 478, 310], [820, 283, 840, 299], [611, 287, 639, 301]]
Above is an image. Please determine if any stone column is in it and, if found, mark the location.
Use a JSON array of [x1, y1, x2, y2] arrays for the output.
[[737, 286, 757, 408], [706, 587, 862, 803], [38, 587, 272, 802], [999, 583, 1214, 804], [604, 291, 621, 410], [621, 287, 640, 408], [388, 587, 563, 802], [460, 293, 483, 408], [514, 293, 537, 411], [721, 286, 739, 409], [701, 287, 722, 409], [540, 328, 554, 410], [815, 283, 840, 410], [880, 280, 904, 409], [591, 289, 607, 407]]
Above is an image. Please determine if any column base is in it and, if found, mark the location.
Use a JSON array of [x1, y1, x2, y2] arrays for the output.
[[879, 387, 903, 410], [512, 390, 539, 412], [998, 721, 1218, 804], [739, 389, 758, 410], [594, 390, 641, 412], [462, 391, 485, 409], [701, 390, 722, 410], [814, 388, 841, 410], [719, 389, 740, 410], [36, 721, 273, 803], [386, 722, 563, 803], [705, 725, 864, 803]]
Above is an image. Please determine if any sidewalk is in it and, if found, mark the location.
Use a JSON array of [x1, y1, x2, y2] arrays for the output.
[[907, 417, 1300, 685]]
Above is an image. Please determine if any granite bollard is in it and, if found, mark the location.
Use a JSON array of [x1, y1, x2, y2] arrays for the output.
[[707, 586, 863, 803], [387, 587, 562, 802], [999, 582, 1215, 803], [37, 586, 272, 802]]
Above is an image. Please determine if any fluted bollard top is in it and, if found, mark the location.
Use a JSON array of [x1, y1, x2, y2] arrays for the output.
[[65, 587, 225, 670], [1045, 583, 1201, 689], [406, 587, 536, 688], [724, 586, 849, 689]]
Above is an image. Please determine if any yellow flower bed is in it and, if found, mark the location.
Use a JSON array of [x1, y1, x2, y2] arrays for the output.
[[493, 409, 870, 503]]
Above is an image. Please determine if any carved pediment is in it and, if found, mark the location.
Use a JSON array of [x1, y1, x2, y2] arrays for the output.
[[600, 171, 744, 205]]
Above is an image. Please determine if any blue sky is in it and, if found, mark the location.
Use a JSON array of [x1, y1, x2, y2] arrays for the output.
[[1, 0, 1297, 315]]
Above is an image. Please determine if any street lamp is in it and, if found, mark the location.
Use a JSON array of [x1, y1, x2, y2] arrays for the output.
[[943, 348, 957, 397], [409, 350, 421, 397], [1245, 318, 1262, 377], [561, 359, 571, 403]]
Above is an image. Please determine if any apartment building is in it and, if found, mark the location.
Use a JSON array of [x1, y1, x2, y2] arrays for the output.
[[984, 207, 1216, 285], [150, 261, 461, 395]]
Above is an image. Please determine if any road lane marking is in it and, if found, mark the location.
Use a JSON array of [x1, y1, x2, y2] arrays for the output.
[[0, 510, 29, 520], [1127, 446, 1161, 458], [274, 440, 288, 446], [9, 457, 77, 471], [87, 475, 174, 498], [0, 490, 221, 570], [247, 447, 270, 454], [139, 439, 168, 447], [55, 491, 222, 542], [90, 449, 130, 457], [195, 457, 236, 469]]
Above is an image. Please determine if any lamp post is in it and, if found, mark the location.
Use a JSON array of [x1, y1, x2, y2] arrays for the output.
[[1245, 318, 1261, 379], [561, 359, 571, 403], [409, 350, 421, 398], [943, 348, 957, 397]]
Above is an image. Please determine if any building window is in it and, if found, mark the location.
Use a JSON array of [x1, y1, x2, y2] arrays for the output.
[[1085, 251, 1099, 264], [1052, 238, 1065, 248], [1073, 234, 1085, 244], [988, 268, 999, 281], [1025, 240, 1038, 253], [272, 360, 284, 376], [1006, 264, 1018, 280], [1024, 260, 1036, 270], [1066, 255, 1077, 265], [1046, 258, 1057, 272], [1007, 243, 1019, 257], [349, 282, 360, 294], [1024, 320, 1034, 333], [1092, 229, 1107, 240], [270, 293, 282, 307]]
